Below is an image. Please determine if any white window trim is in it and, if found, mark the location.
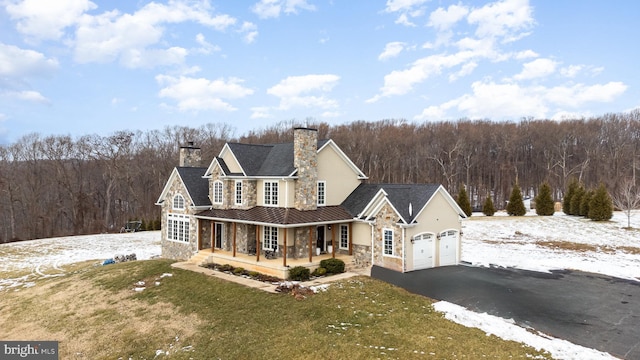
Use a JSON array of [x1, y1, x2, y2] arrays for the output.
[[263, 226, 278, 250], [172, 194, 185, 210], [213, 180, 223, 205], [339, 224, 349, 250], [167, 213, 190, 243], [383, 228, 394, 256], [264, 181, 279, 206], [317, 180, 326, 206], [235, 180, 243, 206]]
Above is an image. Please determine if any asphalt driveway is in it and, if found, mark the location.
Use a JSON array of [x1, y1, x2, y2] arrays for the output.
[[371, 265, 640, 359]]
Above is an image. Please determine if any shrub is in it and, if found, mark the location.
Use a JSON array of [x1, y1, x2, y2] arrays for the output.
[[248, 271, 260, 278], [456, 185, 473, 217], [312, 267, 327, 276], [288, 266, 310, 281], [589, 183, 613, 221], [563, 179, 579, 215], [482, 195, 495, 216], [320, 258, 345, 274], [506, 183, 526, 216], [534, 182, 555, 216], [570, 185, 585, 216], [233, 267, 245, 275], [218, 264, 234, 272]]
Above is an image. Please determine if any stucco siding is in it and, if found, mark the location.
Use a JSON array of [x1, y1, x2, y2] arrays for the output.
[[318, 146, 361, 206]]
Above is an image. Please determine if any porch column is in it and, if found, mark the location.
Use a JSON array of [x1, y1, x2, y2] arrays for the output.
[[232, 222, 237, 257], [283, 228, 287, 267], [348, 222, 353, 256], [331, 225, 336, 258], [214, 221, 216, 253], [308, 226, 313, 262], [197, 219, 202, 250], [256, 225, 260, 262]]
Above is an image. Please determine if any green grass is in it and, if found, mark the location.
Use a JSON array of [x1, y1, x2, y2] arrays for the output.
[[0, 259, 553, 359]]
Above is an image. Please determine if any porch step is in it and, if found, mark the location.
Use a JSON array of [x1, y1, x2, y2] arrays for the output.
[[189, 251, 211, 266]]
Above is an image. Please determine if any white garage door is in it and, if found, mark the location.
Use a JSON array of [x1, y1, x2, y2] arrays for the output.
[[439, 230, 458, 266], [413, 233, 434, 270]]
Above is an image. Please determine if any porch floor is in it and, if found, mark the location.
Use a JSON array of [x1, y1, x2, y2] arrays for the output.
[[191, 249, 355, 279]]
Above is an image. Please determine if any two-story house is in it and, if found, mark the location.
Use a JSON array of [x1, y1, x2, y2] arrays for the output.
[[156, 127, 466, 278]]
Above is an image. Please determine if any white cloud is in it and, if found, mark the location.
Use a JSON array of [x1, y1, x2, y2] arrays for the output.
[[251, 0, 316, 19], [239, 22, 258, 44], [2, 90, 50, 104], [250, 106, 272, 119], [72, 1, 236, 67], [428, 4, 469, 31], [467, 0, 534, 41], [514, 58, 558, 80], [368, 51, 474, 102], [156, 75, 254, 112], [195, 33, 221, 54], [378, 42, 406, 61], [384, 0, 428, 13], [415, 80, 628, 121], [0, 43, 59, 78], [267, 74, 340, 110], [514, 49, 538, 59], [449, 61, 477, 82], [560, 65, 583, 78], [5, 0, 97, 42]]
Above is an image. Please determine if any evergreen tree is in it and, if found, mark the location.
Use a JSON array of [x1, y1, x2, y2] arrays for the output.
[[579, 189, 594, 217], [534, 182, 555, 216], [570, 185, 585, 216], [589, 183, 613, 221], [506, 183, 526, 216], [456, 185, 473, 217], [563, 178, 579, 215], [482, 195, 496, 216]]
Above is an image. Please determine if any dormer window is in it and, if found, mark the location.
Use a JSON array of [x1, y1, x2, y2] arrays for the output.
[[213, 180, 223, 204], [173, 194, 185, 210]]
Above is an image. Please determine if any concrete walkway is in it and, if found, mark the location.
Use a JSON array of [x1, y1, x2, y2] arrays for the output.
[[171, 261, 371, 293]]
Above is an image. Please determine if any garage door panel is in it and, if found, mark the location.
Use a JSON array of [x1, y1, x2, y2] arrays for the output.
[[413, 234, 434, 270], [439, 230, 457, 266]]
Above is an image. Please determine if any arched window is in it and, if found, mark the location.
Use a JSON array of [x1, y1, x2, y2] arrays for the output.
[[213, 181, 223, 204], [173, 194, 185, 209]]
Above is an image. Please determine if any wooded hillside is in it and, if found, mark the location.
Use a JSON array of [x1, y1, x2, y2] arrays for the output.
[[1, 111, 639, 242]]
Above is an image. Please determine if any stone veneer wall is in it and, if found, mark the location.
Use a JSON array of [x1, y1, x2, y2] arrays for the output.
[[293, 128, 318, 211], [160, 176, 198, 261], [372, 202, 403, 272], [352, 244, 372, 267]]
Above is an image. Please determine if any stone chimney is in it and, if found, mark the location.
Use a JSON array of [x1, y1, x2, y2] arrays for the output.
[[179, 141, 202, 167], [293, 127, 318, 211]]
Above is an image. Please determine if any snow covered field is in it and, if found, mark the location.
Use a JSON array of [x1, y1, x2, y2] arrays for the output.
[[2, 212, 638, 359]]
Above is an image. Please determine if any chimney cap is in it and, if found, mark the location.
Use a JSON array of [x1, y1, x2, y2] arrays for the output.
[[293, 127, 317, 132], [180, 141, 199, 149]]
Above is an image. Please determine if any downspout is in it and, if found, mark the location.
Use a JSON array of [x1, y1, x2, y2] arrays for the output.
[[402, 227, 406, 272]]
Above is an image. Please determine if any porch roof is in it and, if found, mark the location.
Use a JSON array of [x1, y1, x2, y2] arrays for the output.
[[195, 205, 353, 227]]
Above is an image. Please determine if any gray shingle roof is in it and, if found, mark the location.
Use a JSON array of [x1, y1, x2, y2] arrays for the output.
[[227, 139, 329, 176], [342, 183, 441, 223], [176, 167, 209, 207]]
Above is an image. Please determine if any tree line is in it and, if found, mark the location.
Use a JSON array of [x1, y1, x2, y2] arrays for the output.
[[1, 111, 639, 242]]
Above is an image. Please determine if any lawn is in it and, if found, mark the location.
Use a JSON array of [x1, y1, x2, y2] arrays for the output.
[[0, 259, 551, 359]]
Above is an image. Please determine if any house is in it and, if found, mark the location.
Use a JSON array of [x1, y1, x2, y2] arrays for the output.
[[156, 127, 467, 278]]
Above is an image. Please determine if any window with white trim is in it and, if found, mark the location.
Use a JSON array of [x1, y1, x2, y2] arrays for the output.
[[213, 180, 223, 204], [339, 224, 349, 250], [172, 194, 185, 210], [167, 214, 190, 242], [264, 181, 278, 206], [317, 181, 326, 206], [263, 226, 278, 250], [235, 180, 243, 205], [383, 228, 394, 256]]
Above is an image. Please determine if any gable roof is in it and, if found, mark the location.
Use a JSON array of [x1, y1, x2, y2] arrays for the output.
[[208, 139, 331, 178], [155, 167, 209, 207], [342, 183, 465, 224]]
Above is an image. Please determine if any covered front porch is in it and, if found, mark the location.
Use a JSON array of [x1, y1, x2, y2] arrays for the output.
[[190, 248, 355, 279]]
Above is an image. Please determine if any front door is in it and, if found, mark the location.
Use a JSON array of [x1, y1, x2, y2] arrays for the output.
[[316, 226, 325, 252], [215, 222, 224, 249]]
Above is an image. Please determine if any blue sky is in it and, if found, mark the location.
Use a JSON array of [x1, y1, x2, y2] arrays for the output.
[[1, 0, 638, 144]]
